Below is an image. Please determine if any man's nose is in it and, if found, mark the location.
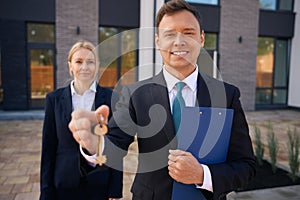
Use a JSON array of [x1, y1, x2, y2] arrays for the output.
[[174, 33, 186, 46]]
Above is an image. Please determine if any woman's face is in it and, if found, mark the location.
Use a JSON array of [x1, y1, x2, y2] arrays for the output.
[[68, 48, 97, 84]]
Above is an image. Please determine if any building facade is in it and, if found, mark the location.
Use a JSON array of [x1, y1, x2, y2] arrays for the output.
[[0, 0, 298, 111]]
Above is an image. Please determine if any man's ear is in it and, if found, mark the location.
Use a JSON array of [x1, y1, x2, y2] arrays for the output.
[[155, 33, 160, 50], [200, 30, 205, 47]]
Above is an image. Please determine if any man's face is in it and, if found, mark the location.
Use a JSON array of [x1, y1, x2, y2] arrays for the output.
[[156, 10, 204, 72]]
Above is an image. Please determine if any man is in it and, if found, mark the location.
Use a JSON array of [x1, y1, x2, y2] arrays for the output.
[[69, 0, 256, 199]]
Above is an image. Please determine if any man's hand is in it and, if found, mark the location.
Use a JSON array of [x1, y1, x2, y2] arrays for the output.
[[68, 105, 110, 154], [168, 149, 204, 185]]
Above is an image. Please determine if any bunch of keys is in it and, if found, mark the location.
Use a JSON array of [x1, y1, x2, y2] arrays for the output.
[[92, 114, 108, 166]]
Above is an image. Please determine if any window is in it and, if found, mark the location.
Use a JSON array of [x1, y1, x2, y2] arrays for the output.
[[186, 0, 218, 5], [259, 0, 293, 11], [260, 0, 277, 10], [198, 33, 218, 78], [256, 37, 290, 106], [30, 49, 54, 99], [27, 23, 55, 43], [99, 27, 138, 88], [27, 23, 55, 108], [279, 0, 293, 11]]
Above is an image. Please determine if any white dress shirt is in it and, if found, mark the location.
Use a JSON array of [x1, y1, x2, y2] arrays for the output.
[[163, 66, 213, 192], [70, 80, 96, 111]]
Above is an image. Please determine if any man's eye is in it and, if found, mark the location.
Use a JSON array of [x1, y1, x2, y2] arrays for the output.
[[165, 33, 175, 37], [76, 61, 82, 64], [184, 32, 194, 35]]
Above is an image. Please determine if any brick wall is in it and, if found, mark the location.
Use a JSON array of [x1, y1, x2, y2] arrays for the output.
[[56, 0, 99, 88], [219, 0, 259, 111]]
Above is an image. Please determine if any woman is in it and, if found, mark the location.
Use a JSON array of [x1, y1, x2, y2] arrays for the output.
[[40, 41, 122, 200]]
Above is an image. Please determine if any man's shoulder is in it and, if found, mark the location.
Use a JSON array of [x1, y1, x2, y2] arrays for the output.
[[201, 73, 238, 92], [124, 74, 163, 91]]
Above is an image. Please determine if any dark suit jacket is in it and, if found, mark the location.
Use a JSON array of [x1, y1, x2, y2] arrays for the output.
[[40, 84, 123, 200], [107, 71, 256, 200]]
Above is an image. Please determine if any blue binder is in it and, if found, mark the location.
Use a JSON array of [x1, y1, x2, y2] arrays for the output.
[[172, 107, 234, 200]]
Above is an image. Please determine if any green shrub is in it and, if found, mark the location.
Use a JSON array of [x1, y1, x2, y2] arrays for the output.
[[254, 124, 264, 166], [267, 122, 278, 173], [287, 127, 300, 182]]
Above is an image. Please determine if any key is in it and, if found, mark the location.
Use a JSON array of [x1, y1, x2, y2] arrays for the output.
[[92, 114, 108, 166]]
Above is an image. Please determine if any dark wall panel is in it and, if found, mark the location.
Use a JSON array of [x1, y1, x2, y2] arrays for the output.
[[259, 11, 295, 38], [99, 0, 140, 27], [0, 0, 55, 22], [0, 20, 28, 110], [192, 4, 220, 33]]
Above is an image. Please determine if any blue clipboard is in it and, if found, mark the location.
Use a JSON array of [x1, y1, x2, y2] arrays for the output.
[[172, 107, 234, 200]]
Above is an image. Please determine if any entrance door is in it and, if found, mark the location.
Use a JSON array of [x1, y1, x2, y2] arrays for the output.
[[28, 45, 55, 109]]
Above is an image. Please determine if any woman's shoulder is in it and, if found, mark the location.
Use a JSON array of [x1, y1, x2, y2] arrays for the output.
[[46, 85, 70, 99]]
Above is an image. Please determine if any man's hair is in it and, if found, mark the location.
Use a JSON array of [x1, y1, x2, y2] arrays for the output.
[[156, 0, 203, 33]]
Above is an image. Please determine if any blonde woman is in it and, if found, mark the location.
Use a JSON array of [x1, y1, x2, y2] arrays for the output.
[[40, 41, 122, 200]]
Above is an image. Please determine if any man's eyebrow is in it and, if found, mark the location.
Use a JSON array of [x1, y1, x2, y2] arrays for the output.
[[183, 28, 197, 31]]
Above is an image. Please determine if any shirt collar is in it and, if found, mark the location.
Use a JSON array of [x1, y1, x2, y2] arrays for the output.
[[70, 80, 97, 96], [163, 66, 198, 92]]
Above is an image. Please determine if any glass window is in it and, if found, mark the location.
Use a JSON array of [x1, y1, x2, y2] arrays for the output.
[[256, 89, 272, 104], [99, 27, 138, 88], [279, 0, 293, 11], [273, 89, 287, 104], [27, 23, 55, 43], [186, 0, 218, 5], [30, 49, 54, 99], [198, 33, 218, 77], [204, 33, 217, 50], [256, 37, 274, 88], [256, 37, 290, 107], [259, 0, 276, 10], [274, 40, 288, 87]]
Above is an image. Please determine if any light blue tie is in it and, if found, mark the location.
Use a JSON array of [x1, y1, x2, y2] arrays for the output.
[[172, 82, 186, 133]]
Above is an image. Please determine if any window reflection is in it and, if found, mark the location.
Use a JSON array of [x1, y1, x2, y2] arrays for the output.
[[259, 0, 276, 10], [186, 0, 218, 5], [256, 37, 290, 106], [27, 23, 55, 43], [99, 27, 137, 88], [30, 49, 54, 99], [279, 0, 293, 11], [256, 37, 274, 88], [198, 33, 218, 78]]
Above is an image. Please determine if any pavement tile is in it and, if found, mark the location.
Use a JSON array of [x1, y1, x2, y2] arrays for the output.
[[3, 176, 29, 185], [14, 192, 39, 200], [0, 169, 28, 177], [0, 184, 13, 194], [31, 183, 39, 192], [11, 183, 32, 194], [0, 194, 16, 200]]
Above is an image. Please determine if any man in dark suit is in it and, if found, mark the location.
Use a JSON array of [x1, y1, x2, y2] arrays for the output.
[[69, 1, 256, 199]]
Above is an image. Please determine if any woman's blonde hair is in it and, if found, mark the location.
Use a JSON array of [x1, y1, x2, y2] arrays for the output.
[[68, 40, 99, 77]]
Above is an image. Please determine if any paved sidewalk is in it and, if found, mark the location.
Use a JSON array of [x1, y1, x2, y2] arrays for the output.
[[0, 109, 299, 200]]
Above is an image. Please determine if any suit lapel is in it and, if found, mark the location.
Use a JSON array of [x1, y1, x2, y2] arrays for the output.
[[150, 72, 177, 147], [94, 85, 107, 109], [196, 72, 212, 107], [60, 86, 73, 123]]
